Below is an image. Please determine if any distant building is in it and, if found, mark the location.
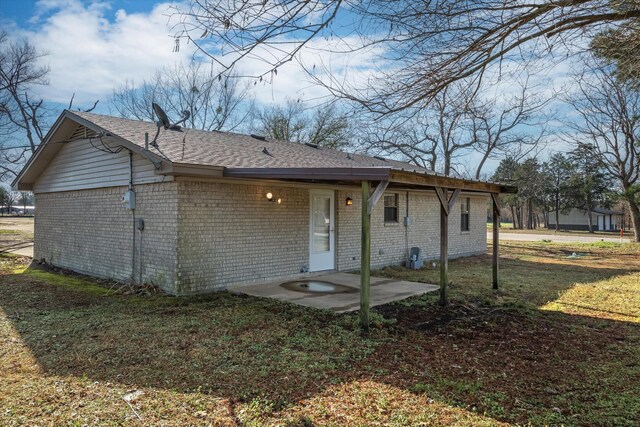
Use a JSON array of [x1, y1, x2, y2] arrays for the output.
[[547, 207, 624, 232]]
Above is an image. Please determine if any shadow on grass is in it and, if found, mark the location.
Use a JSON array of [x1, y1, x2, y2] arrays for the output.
[[1, 250, 639, 426]]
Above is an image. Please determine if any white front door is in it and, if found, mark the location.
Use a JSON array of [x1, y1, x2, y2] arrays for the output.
[[309, 190, 335, 271]]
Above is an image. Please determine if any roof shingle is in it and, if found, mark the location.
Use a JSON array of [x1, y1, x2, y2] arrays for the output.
[[72, 111, 438, 175]]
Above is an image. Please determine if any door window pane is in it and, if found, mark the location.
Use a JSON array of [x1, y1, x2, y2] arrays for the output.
[[312, 196, 331, 252]]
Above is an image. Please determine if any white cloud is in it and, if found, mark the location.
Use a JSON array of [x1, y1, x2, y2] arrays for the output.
[[18, 0, 197, 105], [236, 36, 386, 106], [12, 0, 384, 111]]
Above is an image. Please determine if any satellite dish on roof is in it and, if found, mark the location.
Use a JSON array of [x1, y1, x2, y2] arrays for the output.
[[153, 103, 171, 130], [150, 103, 191, 148]]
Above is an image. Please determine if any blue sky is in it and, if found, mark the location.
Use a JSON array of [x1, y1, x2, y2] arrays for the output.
[[1, 0, 158, 25], [0, 0, 375, 110], [1, 0, 573, 176]]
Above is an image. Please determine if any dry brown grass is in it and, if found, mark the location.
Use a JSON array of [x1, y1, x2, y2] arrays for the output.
[[1, 241, 639, 426]]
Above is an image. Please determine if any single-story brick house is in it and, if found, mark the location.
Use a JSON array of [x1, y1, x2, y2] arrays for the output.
[[13, 110, 513, 295], [547, 207, 624, 231]]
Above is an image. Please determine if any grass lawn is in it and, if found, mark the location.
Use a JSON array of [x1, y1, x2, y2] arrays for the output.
[[1, 242, 639, 426]]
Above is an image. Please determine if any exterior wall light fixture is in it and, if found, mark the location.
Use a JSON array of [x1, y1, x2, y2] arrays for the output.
[[346, 197, 353, 206], [266, 192, 282, 204]]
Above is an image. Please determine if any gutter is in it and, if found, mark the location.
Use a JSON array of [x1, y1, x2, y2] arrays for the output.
[[223, 167, 393, 181]]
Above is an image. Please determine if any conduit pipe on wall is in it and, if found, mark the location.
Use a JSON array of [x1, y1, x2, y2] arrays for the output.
[[129, 149, 136, 282], [405, 191, 410, 266]]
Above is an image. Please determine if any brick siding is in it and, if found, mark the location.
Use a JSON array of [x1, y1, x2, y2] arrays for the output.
[[34, 181, 488, 294], [175, 181, 309, 293], [34, 183, 178, 290], [336, 190, 488, 271]]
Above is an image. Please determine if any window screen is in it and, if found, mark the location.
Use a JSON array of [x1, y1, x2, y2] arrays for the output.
[[461, 197, 470, 231], [384, 194, 399, 223]]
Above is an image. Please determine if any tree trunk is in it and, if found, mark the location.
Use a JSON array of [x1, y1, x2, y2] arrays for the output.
[[475, 153, 490, 180], [586, 205, 594, 233], [510, 205, 517, 228], [519, 206, 524, 230], [627, 199, 640, 242]]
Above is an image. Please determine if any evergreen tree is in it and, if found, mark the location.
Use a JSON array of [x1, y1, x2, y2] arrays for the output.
[[542, 154, 575, 232], [567, 143, 610, 233]]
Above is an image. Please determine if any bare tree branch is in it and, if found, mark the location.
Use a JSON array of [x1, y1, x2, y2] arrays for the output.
[[171, 0, 640, 114], [111, 61, 252, 132], [563, 60, 640, 241]]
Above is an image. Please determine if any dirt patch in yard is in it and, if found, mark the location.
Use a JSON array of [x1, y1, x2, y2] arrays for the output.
[[0, 217, 34, 253]]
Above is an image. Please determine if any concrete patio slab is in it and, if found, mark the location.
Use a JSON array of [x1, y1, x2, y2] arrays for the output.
[[229, 272, 439, 312]]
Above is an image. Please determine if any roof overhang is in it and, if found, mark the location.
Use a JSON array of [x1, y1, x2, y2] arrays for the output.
[[12, 110, 517, 195], [224, 167, 517, 194], [159, 162, 225, 177], [12, 110, 169, 191]]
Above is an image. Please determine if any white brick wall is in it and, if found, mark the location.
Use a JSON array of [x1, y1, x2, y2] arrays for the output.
[[34, 182, 178, 290], [336, 190, 488, 271], [175, 181, 309, 293], [35, 180, 488, 295]]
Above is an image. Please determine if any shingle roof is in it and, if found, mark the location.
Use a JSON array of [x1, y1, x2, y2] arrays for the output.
[[71, 111, 438, 175], [591, 207, 624, 215]]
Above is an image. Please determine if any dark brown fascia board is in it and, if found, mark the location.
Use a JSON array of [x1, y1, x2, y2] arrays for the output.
[[158, 162, 225, 177], [223, 167, 393, 181], [223, 167, 517, 194], [389, 170, 517, 194]]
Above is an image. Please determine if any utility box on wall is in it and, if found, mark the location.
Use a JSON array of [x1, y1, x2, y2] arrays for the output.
[[122, 190, 136, 210]]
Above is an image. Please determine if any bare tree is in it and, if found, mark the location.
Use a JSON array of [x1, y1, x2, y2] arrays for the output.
[[0, 32, 98, 182], [256, 100, 308, 142], [565, 64, 640, 241], [2, 189, 17, 215], [0, 31, 49, 180], [255, 99, 352, 149], [171, 1, 640, 113], [112, 61, 252, 132], [359, 79, 548, 177], [358, 84, 476, 176], [470, 81, 551, 179], [306, 104, 351, 149], [358, 114, 439, 171], [18, 191, 31, 213]]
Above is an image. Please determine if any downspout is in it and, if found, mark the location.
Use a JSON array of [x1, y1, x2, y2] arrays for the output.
[[129, 149, 136, 282], [405, 191, 410, 266]]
